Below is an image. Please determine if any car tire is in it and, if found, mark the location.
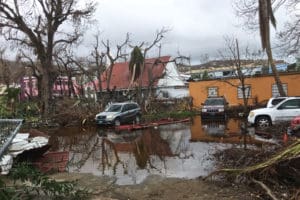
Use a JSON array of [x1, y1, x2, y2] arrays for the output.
[[256, 116, 271, 128], [135, 115, 141, 124], [114, 118, 121, 126]]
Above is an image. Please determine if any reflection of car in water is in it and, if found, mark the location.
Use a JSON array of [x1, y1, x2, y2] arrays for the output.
[[202, 121, 226, 137]]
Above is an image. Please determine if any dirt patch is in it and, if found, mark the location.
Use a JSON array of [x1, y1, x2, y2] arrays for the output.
[[50, 173, 256, 200]]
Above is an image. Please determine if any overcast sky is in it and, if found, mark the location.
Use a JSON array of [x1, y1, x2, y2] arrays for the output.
[[0, 0, 291, 64], [81, 0, 267, 64]]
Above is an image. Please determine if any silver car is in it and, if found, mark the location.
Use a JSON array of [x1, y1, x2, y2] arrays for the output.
[[95, 102, 142, 126]]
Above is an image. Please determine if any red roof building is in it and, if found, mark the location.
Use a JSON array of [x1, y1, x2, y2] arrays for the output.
[[85, 56, 189, 99]]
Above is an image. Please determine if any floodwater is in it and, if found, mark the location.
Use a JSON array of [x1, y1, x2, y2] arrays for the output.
[[48, 116, 269, 185]]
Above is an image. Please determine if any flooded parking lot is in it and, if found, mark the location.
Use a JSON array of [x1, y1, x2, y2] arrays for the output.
[[48, 116, 271, 185]]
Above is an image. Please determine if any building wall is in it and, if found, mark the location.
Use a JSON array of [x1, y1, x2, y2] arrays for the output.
[[157, 62, 186, 87], [189, 73, 300, 108], [156, 86, 189, 99], [20, 76, 79, 100]]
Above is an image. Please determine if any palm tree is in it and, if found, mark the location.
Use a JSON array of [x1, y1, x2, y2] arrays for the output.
[[128, 46, 144, 87], [258, 0, 286, 96]]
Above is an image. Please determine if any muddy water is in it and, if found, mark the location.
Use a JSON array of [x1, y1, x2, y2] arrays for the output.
[[48, 116, 268, 185]]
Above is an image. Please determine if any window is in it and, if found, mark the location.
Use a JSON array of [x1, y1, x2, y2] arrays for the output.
[[208, 87, 218, 97], [128, 103, 137, 110], [122, 104, 131, 112], [278, 99, 300, 109], [272, 84, 287, 97], [162, 91, 169, 98], [237, 85, 251, 99]]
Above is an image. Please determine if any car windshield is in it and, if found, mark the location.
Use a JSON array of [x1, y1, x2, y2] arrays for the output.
[[204, 98, 224, 105], [105, 104, 122, 112]]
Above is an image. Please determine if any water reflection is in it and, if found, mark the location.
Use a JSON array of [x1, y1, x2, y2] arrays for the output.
[[48, 116, 267, 185], [202, 121, 226, 136], [190, 116, 260, 145]]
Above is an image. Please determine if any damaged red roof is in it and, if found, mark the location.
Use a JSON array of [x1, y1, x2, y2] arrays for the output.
[[98, 56, 171, 90]]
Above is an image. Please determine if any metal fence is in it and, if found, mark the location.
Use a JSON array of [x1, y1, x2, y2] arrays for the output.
[[0, 119, 23, 158]]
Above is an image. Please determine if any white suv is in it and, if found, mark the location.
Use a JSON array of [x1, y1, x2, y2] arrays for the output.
[[248, 97, 300, 127]]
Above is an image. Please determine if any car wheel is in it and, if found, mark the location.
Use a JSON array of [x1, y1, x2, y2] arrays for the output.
[[114, 118, 121, 126], [256, 116, 271, 128], [135, 115, 141, 124]]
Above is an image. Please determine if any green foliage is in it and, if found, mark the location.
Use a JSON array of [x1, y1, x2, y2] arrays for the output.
[[0, 95, 39, 119], [129, 46, 144, 81], [287, 63, 296, 72], [0, 96, 10, 118], [4, 88, 20, 102], [261, 65, 269, 74], [191, 73, 201, 80], [0, 178, 17, 200], [202, 70, 209, 80], [0, 163, 89, 200]]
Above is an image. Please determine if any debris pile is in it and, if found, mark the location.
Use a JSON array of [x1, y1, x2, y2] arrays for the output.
[[0, 129, 69, 175], [211, 139, 300, 200]]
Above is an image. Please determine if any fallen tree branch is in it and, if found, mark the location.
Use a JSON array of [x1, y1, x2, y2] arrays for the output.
[[204, 139, 300, 180], [252, 179, 279, 200]]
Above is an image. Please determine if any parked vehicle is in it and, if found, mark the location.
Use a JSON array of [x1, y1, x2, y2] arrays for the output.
[[287, 116, 300, 136], [266, 96, 288, 108], [95, 102, 142, 126], [201, 96, 228, 119], [248, 97, 300, 128]]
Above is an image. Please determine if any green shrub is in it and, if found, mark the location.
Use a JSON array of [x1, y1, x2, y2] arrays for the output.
[[0, 163, 89, 200]]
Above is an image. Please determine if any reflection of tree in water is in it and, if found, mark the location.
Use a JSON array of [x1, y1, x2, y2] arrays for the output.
[[159, 124, 193, 159], [101, 138, 125, 174], [49, 125, 192, 176], [48, 129, 125, 175], [133, 128, 173, 169], [66, 133, 100, 169]]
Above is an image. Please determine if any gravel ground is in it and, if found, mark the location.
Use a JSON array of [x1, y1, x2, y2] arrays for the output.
[[50, 173, 257, 200]]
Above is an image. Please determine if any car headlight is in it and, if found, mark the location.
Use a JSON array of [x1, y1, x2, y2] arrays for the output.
[[202, 108, 207, 112], [219, 108, 224, 112], [106, 115, 114, 120], [248, 112, 254, 118]]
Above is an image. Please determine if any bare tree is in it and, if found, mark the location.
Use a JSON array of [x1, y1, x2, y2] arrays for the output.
[[234, 0, 286, 96], [199, 53, 210, 64], [0, 48, 11, 88], [0, 0, 96, 117], [130, 28, 169, 103], [102, 34, 130, 91], [70, 56, 96, 98], [277, 1, 300, 55], [90, 32, 107, 96], [17, 50, 42, 99], [54, 50, 77, 97], [218, 36, 254, 115]]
